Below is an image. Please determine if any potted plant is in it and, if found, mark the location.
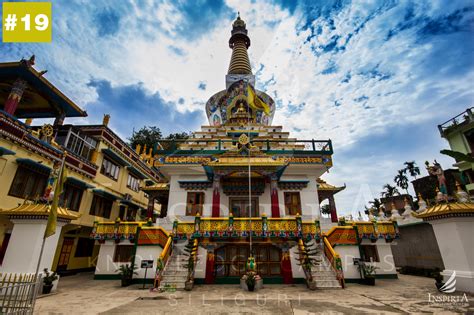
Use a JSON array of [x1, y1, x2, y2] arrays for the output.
[[358, 263, 378, 286], [153, 258, 165, 289], [42, 268, 58, 294], [116, 264, 138, 287], [296, 239, 321, 290], [244, 271, 257, 292], [183, 239, 198, 291], [432, 268, 444, 290]]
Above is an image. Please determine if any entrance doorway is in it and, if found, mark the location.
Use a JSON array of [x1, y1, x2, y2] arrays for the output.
[[214, 244, 281, 277], [57, 237, 75, 271], [229, 197, 259, 217]]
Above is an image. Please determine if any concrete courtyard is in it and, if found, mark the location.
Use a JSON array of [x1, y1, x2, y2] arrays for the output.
[[34, 273, 473, 314]]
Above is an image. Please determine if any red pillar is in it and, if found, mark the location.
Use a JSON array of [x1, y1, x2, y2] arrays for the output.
[[271, 178, 280, 218], [281, 251, 293, 284], [329, 195, 338, 223], [4, 79, 27, 115], [211, 176, 220, 217], [205, 253, 215, 284]]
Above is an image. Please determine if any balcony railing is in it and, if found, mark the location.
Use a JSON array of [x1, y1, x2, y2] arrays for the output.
[[438, 107, 474, 136], [172, 214, 322, 240], [153, 139, 333, 155]]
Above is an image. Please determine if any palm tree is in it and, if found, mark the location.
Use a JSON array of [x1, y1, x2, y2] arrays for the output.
[[394, 169, 410, 195], [381, 184, 399, 198], [368, 198, 381, 210], [404, 161, 420, 179]]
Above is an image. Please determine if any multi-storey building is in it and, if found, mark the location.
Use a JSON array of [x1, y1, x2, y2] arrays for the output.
[[92, 16, 399, 289], [0, 58, 161, 274]]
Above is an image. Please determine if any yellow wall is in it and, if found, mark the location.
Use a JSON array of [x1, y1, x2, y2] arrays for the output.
[[0, 134, 156, 271]]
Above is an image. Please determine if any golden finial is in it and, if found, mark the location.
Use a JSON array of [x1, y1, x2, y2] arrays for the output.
[[135, 143, 141, 154], [103, 114, 110, 126], [25, 118, 33, 126]]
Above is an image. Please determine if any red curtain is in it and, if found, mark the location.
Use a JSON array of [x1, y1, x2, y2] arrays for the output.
[[281, 252, 293, 284], [212, 188, 220, 217], [205, 253, 215, 284], [271, 189, 280, 218]]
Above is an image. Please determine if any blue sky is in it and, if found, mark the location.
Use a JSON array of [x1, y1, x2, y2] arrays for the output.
[[1, 0, 473, 216]]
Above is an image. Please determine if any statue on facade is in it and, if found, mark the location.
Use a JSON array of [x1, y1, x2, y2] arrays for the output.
[[425, 160, 448, 201]]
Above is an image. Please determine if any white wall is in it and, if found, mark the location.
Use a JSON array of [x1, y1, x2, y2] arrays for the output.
[[336, 246, 361, 279], [94, 241, 119, 275], [430, 217, 474, 293], [360, 239, 397, 276], [0, 220, 65, 274], [194, 246, 207, 279], [289, 244, 305, 279], [133, 246, 163, 279]]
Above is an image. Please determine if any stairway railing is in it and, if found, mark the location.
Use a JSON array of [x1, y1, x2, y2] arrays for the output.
[[154, 235, 173, 288], [297, 238, 314, 284], [188, 238, 199, 282], [323, 236, 345, 288]]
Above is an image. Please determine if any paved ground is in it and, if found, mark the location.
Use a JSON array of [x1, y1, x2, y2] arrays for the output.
[[34, 273, 473, 314]]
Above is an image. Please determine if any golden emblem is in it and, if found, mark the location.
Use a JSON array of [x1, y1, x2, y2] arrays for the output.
[[41, 124, 54, 137], [238, 133, 249, 145]]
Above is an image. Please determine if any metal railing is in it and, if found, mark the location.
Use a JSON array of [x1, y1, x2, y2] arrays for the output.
[[438, 107, 474, 136], [152, 138, 333, 155], [0, 273, 41, 314]]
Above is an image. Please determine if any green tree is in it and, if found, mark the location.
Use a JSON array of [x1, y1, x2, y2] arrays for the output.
[[440, 149, 474, 163], [381, 184, 399, 198], [320, 204, 331, 217], [403, 161, 421, 179], [128, 126, 162, 149], [128, 126, 189, 152], [394, 169, 410, 195], [369, 198, 381, 210]]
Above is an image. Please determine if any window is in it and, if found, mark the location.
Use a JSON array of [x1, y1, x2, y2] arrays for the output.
[[186, 192, 204, 216], [74, 238, 95, 257], [60, 184, 84, 211], [229, 198, 259, 217], [100, 157, 120, 180], [8, 166, 48, 199], [127, 174, 140, 191], [361, 245, 379, 262], [284, 192, 301, 215], [89, 195, 113, 218], [56, 128, 97, 161], [113, 245, 134, 263]]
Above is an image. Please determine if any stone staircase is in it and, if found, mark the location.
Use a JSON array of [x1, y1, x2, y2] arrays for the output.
[[158, 246, 189, 291], [309, 242, 342, 289]]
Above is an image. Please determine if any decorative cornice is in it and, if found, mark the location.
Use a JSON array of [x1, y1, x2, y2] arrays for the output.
[[178, 181, 212, 190], [278, 180, 309, 190]]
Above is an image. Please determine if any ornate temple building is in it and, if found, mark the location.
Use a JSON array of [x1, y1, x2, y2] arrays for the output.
[[0, 57, 161, 276], [91, 17, 399, 289]]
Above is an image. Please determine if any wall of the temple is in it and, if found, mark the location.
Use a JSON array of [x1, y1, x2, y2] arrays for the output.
[[289, 244, 305, 279], [429, 217, 474, 293], [359, 239, 397, 277], [391, 222, 444, 272], [279, 175, 320, 218], [336, 246, 361, 279], [133, 246, 163, 279], [194, 246, 207, 279]]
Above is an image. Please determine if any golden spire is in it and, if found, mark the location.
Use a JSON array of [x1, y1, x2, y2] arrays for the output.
[[228, 14, 252, 75]]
